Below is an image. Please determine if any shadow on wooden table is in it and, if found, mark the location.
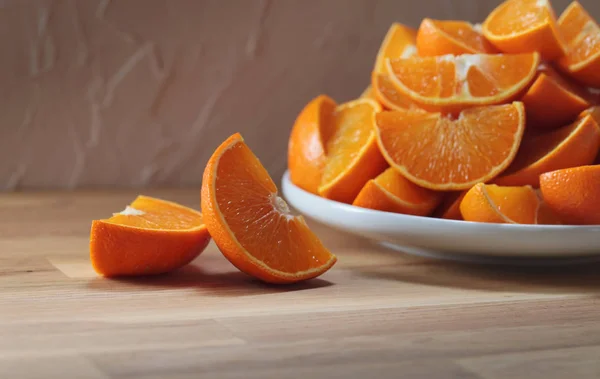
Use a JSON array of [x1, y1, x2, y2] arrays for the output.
[[86, 264, 333, 297]]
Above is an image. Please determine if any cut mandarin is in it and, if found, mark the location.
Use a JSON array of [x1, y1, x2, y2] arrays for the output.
[[288, 94, 337, 194], [540, 165, 600, 225], [482, 0, 565, 60], [201, 133, 337, 284], [433, 191, 468, 220], [375, 102, 526, 191], [352, 167, 442, 216], [557, 1, 600, 88], [386, 53, 539, 112], [318, 99, 388, 204], [460, 183, 559, 224], [90, 196, 211, 277], [372, 23, 418, 111], [521, 64, 592, 130], [495, 114, 600, 187], [359, 85, 378, 102], [416, 18, 497, 56]]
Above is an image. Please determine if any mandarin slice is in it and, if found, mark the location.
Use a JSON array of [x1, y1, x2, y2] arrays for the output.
[[416, 18, 497, 56]]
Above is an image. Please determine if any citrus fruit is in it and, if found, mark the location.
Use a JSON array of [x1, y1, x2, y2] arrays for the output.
[[521, 64, 592, 130], [359, 85, 378, 101], [90, 196, 211, 277], [540, 165, 600, 225], [495, 113, 600, 187], [460, 183, 559, 224], [288, 95, 337, 194], [557, 1, 600, 88], [201, 133, 337, 284], [375, 102, 526, 190], [416, 18, 497, 56], [385, 53, 539, 112], [433, 191, 468, 220], [482, 0, 565, 60], [318, 99, 387, 203], [371, 73, 418, 111], [352, 167, 442, 216]]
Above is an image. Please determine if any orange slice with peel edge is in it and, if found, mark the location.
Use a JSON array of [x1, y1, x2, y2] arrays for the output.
[[416, 18, 497, 56], [202, 133, 336, 284], [375, 102, 525, 191], [90, 196, 211, 277]]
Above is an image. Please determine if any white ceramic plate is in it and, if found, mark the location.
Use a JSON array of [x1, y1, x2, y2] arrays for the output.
[[281, 171, 600, 264]]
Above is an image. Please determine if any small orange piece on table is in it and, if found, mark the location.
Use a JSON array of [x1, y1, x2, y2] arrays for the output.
[[521, 64, 592, 130], [385, 53, 539, 112], [482, 0, 565, 60], [90, 196, 211, 277], [372, 23, 418, 111], [202, 133, 337, 284], [416, 18, 497, 56], [460, 183, 559, 224], [375, 102, 526, 191], [319, 99, 388, 204], [540, 165, 600, 225], [352, 167, 442, 216], [495, 114, 600, 187], [557, 1, 600, 88], [288, 95, 337, 194]]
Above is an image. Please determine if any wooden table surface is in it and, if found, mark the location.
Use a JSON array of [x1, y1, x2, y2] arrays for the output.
[[1, 189, 600, 379]]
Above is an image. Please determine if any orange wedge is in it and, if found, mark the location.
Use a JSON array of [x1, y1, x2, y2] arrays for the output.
[[375, 102, 525, 190], [540, 165, 600, 225], [352, 167, 442, 216], [433, 191, 468, 220], [359, 85, 378, 101], [201, 133, 337, 284], [495, 114, 600, 187], [521, 64, 592, 130], [416, 18, 497, 56], [372, 73, 418, 111], [557, 1, 600, 88], [90, 196, 211, 277], [319, 99, 387, 203], [460, 183, 559, 224], [386, 53, 539, 112], [482, 0, 565, 60], [288, 95, 337, 194]]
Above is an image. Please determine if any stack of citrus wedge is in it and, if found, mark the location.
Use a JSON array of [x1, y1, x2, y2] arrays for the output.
[[288, 0, 600, 226]]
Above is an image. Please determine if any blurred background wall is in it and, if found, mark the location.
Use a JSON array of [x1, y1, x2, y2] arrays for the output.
[[1, 0, 598, 190]]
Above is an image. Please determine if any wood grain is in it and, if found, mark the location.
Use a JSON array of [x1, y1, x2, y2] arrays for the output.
[[1, 190, 599, 378]]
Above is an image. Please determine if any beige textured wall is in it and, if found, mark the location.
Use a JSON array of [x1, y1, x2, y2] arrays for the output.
[[1, 0, 598, 190]]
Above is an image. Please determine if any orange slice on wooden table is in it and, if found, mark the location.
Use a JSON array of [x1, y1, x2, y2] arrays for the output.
[[202, 133, 337, 284], [460, 183, 560, 224], [288, 94, 337, 194], [521, 64, 592, 130], [540, 165, 600, 225], [557, 1, 600, 88], [495, 114, 600, 187], [318, 99, 388, 204], [482, 0, 565, 60], [372, 23, 418, 111], [385, 53, 539, 112], [90, 196, 211, 277], [416, 18, 497, 56], [352, 167, 442, 216], [375, 102, 526, 191]]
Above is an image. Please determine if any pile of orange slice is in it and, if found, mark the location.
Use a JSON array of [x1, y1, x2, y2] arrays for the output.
[[288, 0, 600, 226]]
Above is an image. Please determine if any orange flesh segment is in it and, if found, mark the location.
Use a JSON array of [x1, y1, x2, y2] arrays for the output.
[[460, 183, 540, 224], [374, 23, 417, 73], [417, 19, 497, 56], [372, 73, 416, 110], [558, 2, 600, 68], [215, 140, 333, 273], [373, 168, 438, 206], [106, 196, 203, 230]]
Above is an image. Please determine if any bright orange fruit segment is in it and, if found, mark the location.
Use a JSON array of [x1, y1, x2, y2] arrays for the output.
[[433, 191, 468, 220], [416, 18, 497, 56], [540, 165, 600, 225], [90, 196, 211, 277], [371, 73, 418, 111], [288, 95, 337, 194], [319, 99, 388, 204], [386, 53, 539, 112], [557, 1, 600, 88], [375, 102, 525, 190], [352, 167, 442, 216], [495, 114, 600, 187], [460, 183, 559, 224], [482, 0, 565, 60], [521, 64, 592, 130], [202, 133, 337, 284]]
